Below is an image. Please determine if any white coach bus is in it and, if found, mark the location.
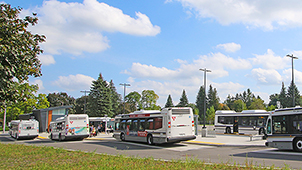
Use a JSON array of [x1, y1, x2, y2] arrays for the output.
[[49, 114, 89, 141], [265, 107, 302, 152], [214, 110, 269, 135], [113, 107, 196, 145], [9, 119, 39, 140]]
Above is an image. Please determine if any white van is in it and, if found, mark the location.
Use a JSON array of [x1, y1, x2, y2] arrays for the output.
[[49, 114, 89, 141], [9, 119, 39, 140]]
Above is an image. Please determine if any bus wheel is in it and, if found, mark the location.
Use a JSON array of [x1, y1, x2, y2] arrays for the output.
[[226, 127, 231, 134], [15, 133, 18, 140], [147, 135, 153, 145], [258, 128, 264, 135], [50, 134, 53, 140], [293, 138, 302, 152], [59, 134, 65, 141], [120, 133, 125, 141]]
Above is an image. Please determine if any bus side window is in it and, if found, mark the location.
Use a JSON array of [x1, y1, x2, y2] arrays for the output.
[[126, 120, 132, 130], [154, 117, 163, 129], [120, 120, 126, 130], [115, 122, 119, 130], [138, 119, 145, 131], [132, 119, 138, 131], [146, 119, 154, 130]]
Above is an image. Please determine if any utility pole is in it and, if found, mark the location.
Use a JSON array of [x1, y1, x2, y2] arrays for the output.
[[119, 83, 130, 114], [80, 90, 90, 114], [286, 54, 298, 107], [200, 68, 211, 137]]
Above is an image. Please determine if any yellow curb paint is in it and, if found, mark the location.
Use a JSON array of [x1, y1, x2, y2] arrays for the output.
[[186, 140, 225, 145], [37, 136, 48, 139]]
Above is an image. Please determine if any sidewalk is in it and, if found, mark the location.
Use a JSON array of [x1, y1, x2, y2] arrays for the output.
[[36, 132, 266, 147]]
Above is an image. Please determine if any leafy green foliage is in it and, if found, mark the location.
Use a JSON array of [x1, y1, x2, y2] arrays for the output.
[[0, 83, 49, 122], [0, 4, 45, 103], [125, 91, 141, 112], [140, 90, 159, 110]]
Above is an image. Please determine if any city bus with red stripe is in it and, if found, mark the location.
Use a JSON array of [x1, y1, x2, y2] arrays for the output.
[[113, 107, 196, 145]]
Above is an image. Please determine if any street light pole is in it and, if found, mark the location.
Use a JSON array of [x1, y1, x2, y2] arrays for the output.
[[199, 68, 211, 129], [286, 54, 298, 107], [80, 90, 90, 114], [119, 83, 130, 114]]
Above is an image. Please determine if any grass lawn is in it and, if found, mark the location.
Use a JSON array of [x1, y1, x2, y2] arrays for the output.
[[0, 143, 287, 170]]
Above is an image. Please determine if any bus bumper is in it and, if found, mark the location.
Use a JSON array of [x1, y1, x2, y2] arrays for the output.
[[167, 135, 196, 143]]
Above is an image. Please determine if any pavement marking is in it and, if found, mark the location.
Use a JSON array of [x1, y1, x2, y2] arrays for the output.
[[37, 136, 48, 139], [185, 140, 225, 146]]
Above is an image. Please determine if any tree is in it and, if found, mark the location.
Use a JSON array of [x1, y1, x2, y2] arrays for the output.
[[109, 80, 121, 115], [87, 73, 112, 117], [164, 94, 174, 108], [279, 82, 288, 108], [268, 93, 279, 106], [74, 96, 86, 114], [140, 90, 159, 110], [0, 4, 45, 103], [249, 98, 265, 110], [47, 92, 75, 107], [177, 89, 189, 107], [287, 82, 302, 107], [233, 99, 246, 112], [0, 83, 49, 122], [207, 85, 220, 110], [125, 91, 141, 112], [206, 106, 215, 124], [196, 86, 206, 121]]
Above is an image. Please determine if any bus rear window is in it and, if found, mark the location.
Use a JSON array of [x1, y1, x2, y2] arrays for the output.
[[172, 109, 190, 114]]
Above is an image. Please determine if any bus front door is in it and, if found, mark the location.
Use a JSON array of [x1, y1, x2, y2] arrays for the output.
[[233, 116, 238, 133]]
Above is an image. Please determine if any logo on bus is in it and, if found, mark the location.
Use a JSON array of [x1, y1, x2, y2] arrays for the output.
[[70, 121, 74, 124], [172, 116, 176, 121]]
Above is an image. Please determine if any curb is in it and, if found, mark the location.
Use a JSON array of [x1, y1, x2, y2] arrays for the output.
[[183, 140, 266, 147]]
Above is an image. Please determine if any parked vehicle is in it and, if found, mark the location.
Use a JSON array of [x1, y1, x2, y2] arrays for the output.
[[9, 119, 39, 140]]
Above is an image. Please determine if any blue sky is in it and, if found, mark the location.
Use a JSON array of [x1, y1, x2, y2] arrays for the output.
[[4, 0, 302, 107]]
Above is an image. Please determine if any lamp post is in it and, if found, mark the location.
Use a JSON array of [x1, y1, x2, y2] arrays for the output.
[[119, 83, 130, 114], [80, 90, 90, 114], [199, 68, 211, 129], [286, 54, 298, 107]]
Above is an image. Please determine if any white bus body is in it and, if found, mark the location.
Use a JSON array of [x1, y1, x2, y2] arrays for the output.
[[50, 114, 89, 141], [9, 119, 39, 140], [214, 110, 269, 135], [113, 107, 196, 145], [265, 107, 302, 152]]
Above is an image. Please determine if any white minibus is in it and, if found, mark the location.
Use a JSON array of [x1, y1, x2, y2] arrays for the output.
[[9, 119, 39, 140]]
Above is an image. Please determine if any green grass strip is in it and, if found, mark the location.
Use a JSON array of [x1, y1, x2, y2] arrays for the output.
[[0, 143, 286, 170]]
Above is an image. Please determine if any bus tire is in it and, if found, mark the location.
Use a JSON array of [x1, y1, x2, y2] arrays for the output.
[[120, 133, 125, 141], [50, 134, 53, 140], [293, 138, 302, 152], [147, 135, 153, 145], [59, 133, 65, 141], [258, 128, 264, 135], [226, 127, 231, 134], [15, 133, 19, 140]]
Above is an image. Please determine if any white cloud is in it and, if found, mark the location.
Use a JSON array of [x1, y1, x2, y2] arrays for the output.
[[250, 68, 282, 85], [216, 43, 241, 53], [30, 79, 45, 91], [52, 74, 95, 91], [39, 54, 55, 66], [124, 52, 251, 81], [283, 69, 302, 86], [23, 0, 160, 55], [251, 49, 289, 69], [173, 0, 302, 30]]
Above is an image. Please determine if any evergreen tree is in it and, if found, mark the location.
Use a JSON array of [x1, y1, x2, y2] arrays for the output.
[[224, 94, 235, 110], [196, 86, 206, 120], [87, 73, 112, 117], [109, 80, 121, 116], [279, 82, 288, 108], [287, 82, 302, 107], [165, 94, 174, 108], [207, 85, 220, 110], [177, 89, 189, 107]]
